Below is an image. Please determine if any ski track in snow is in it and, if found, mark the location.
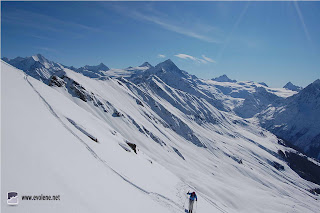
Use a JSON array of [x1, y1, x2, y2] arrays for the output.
[[25, 75, 221, 213]]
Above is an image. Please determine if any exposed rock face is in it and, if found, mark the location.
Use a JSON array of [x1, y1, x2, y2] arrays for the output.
[[283, 82, 302, 92], [212, 74, 237, 83], [126, 142, 137, 154], [49, 75, 66, 87]]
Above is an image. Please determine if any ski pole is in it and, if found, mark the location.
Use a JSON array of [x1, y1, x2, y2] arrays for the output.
[[184, 196, 188, 209], [184, 192, 189, 210]]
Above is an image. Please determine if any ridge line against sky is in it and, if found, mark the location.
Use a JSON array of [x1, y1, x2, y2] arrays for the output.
[[1, 1, 320, 87]]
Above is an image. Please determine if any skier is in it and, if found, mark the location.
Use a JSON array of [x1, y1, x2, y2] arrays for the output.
[[187, 191, 197, 213]]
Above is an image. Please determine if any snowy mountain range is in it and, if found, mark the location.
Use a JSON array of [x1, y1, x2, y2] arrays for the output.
[[2, 54, 64, 82], [2, 54, 320, 213], [258, 79, 320, 159], [72, 62, 110, 78]]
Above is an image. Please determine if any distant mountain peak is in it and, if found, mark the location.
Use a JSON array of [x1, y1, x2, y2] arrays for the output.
[[98, 63, 109, 70], [139, 62, 153, 68], [81, 63, 109, 72], [284, 81, 293, 86], [259, 82, 268, 87], [162, 59, 174, 64], [34, 53, 45, 58], [2, 54, 62, 82], [155, 59, 179, 70], [74, 63, 110, 78], [283, 82, 302, 92], [131, 58, 194, 86], [32, 53, 47, 61], [212, 74, 237, 83]]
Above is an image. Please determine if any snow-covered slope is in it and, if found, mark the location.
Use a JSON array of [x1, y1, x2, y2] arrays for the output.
[[2, 60, 320, 213], [258, 79, 320, 160], [1, 61, 201, 213]]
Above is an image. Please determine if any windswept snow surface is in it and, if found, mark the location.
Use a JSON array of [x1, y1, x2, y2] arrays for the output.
[[2, 61, 320, 213]]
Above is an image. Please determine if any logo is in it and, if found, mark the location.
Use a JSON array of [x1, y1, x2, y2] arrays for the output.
[[7, 191, 18, 205]]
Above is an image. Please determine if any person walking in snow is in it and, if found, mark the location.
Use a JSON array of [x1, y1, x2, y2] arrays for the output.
[[187, 191, 197, 213]]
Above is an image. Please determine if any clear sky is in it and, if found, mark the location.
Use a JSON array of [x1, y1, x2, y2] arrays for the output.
[[1, 1, 320, 87]]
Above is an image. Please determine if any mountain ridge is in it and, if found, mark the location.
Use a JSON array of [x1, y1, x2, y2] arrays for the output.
[[2, 54, 319, 161], [258, 79, 320, 159]]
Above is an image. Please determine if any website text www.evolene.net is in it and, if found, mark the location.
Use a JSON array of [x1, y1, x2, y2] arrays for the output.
[[21, 194, 61, 201]]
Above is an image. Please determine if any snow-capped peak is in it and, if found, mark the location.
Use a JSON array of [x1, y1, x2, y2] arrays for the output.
[[154, 59, 180, 72], [32, 54, 51, 68], [32, 53, 46, 62], [2, 54, 63, 82], [283, 81, 302, 92], [212, 74, 237, 83], [97, 62, 109, 70], [139, 62, 153, 68]]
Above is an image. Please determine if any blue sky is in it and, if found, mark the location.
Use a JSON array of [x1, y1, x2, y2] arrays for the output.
[[1, 1, 320, 87]]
